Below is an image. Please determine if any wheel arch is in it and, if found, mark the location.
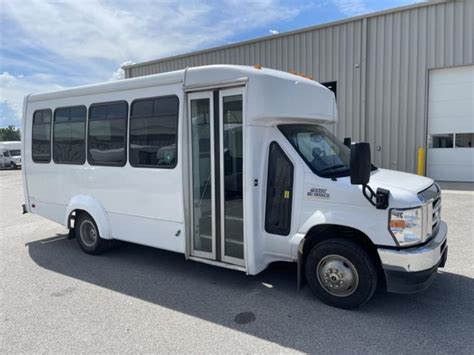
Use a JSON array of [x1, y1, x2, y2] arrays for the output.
[[297, 223, 384, 290], [65, 195, 112, 240]]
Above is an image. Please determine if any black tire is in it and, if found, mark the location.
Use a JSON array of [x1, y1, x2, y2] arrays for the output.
[[305, 238, 378, 309], [10, 162, 16, 169], [75, 213, 113, 255]]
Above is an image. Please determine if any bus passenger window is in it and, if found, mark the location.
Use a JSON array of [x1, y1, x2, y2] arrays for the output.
[[129, 96, 179, 168], [53, 106, 86, 164], [88, 101, 128, 166], [32, 109, 52, 163]]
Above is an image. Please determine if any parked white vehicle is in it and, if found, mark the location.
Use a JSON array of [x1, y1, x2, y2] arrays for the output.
[[22, 65, 447, 308], [0, 141, 22, 169]]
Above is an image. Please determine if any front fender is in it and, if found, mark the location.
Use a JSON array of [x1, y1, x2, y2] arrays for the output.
[[65, 195, 112, 239], [296, 203, 395, 247]]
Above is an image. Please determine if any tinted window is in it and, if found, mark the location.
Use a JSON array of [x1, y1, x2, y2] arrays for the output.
[[88, 101, 128, 166], [429, 134, 454, 148], [32, 109, 52, 163], [265, 142, 294, 236], [129, 96, 179, 168], [53, 106, 86, 164], [455, 133, 474, 148]]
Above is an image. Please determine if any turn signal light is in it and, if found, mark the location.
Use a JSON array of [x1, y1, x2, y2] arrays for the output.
[[390, 220, 406, 229]]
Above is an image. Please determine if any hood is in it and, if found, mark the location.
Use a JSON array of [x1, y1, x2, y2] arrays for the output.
[[368, 168, 433, 206]]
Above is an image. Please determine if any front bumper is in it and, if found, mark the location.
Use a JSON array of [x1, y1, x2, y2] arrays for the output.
[[377, 221, 448, 293]]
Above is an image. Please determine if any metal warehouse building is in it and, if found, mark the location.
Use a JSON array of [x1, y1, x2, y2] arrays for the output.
[[124, 0, 474, 182]]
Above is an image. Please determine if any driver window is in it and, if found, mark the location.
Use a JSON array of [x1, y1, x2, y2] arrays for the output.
[[295, 132, 340, 161], [295, 132, 345, 172]]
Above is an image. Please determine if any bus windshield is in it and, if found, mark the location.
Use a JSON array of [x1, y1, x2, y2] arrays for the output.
[[279, 124, 352, 178], [9, 150, 21, 156]]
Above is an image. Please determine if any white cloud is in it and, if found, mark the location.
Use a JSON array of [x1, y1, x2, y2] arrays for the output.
[[0, 72, 63, 125], [332, 0, 370, 16], [1, 0, 303, 125], [110, 61, 136, 81], [269, 29, 279, 35], [3, 0, 300, 64]]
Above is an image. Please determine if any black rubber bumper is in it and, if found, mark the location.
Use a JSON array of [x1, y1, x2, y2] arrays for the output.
[[384, 246, 448, 294]]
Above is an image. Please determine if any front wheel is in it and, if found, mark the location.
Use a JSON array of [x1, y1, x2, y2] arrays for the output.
[[10, 162, 16, 169], [75, 213, 114, 255], [305, 239, 378, 309]]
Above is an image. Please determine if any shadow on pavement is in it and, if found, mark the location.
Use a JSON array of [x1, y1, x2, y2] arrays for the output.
[[27, 234, 474, 353]]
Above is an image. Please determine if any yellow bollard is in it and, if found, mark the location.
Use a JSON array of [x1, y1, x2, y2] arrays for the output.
[[417, 147, 426, 176]]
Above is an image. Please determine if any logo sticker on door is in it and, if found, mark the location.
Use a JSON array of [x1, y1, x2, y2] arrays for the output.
[[306, 187, 330, 199]]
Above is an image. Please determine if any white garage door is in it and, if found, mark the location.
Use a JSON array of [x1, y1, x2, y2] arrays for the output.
[[427, 65, 474, 182]]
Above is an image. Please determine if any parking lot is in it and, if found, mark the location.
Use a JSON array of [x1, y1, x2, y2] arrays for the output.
[[1, 169, 473, 353]]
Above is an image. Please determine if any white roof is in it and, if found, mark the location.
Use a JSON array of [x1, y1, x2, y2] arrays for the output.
[[27, 65, 336, 124]]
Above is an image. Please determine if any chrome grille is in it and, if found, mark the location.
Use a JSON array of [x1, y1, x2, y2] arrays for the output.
[[418, 183, 442, 240], [432, 195, 441, 235]]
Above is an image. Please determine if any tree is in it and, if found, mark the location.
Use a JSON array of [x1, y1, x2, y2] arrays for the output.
[[0, 125, 21, 141]]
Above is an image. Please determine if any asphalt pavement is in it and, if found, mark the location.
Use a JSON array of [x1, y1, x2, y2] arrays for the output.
[[1, 169, 473, 353]]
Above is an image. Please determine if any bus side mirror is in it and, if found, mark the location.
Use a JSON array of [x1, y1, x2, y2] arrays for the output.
[[350, 142, 371, 185], [343, 137, 352, 148]]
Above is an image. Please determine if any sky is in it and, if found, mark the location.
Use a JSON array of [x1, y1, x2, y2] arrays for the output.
[[0, 0, 424, 128]]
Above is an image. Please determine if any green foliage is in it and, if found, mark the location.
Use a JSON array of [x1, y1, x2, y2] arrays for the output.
[[0, 125, 21, 141]]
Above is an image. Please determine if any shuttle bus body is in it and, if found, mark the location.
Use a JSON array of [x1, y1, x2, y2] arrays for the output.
[[0, 141, 22, 169], [22, 65, 448, 308]]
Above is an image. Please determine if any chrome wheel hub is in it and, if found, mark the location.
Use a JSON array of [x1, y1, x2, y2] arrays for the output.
[[317, 255, 359, 297], [80, 220, 97, 247]]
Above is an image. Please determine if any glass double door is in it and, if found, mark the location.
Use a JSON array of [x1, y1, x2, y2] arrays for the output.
[[188, 88, 245, 266]]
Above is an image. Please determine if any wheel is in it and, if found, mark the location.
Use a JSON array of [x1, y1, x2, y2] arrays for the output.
[[10, 162, 16, 169], [75, 213, 113, 255], [305, 239, 378, 309]]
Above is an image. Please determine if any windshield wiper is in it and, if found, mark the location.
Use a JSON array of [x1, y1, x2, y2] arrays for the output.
[[318, 164, 348, 174]]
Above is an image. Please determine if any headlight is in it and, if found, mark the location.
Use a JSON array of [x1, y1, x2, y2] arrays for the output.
[[389, 207, 423, 247]]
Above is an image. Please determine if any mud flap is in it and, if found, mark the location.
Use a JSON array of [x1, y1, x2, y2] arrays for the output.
[[67, 228, 75, 240], [297, 240, 307, 290]]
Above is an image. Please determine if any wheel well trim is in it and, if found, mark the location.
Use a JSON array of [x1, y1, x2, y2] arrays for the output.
[[65, 195, 112, 239]]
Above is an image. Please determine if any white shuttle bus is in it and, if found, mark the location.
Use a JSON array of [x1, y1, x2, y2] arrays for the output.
[[22, 65, 447, 308], [0, 141, 22, 169]]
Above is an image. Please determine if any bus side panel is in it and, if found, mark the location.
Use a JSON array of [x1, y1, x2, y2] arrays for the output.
[[81, 164, 185, 252], [109, 214, 184, 253], [23, 84, 186, 254]]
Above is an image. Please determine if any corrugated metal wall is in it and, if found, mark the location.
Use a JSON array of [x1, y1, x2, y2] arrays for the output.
[[125, 0, 473, 173]]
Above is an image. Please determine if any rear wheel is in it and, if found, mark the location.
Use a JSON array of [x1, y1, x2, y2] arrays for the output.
[[75, 213, 113, 255], [305, 238, 378, 309]]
